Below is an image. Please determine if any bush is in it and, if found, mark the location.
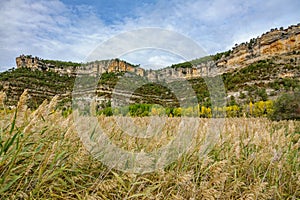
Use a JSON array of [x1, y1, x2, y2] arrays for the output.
[[257, 88, 268, 101], [239, 91, 246, 99], [270, 92, 300, 121], [98, 107, 113, 116]]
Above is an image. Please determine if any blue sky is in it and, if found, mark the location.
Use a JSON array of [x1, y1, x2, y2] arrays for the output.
[[61, 0, 155, 24], [0, 0, 299, 71]]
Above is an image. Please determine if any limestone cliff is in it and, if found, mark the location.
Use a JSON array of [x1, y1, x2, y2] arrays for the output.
[[16, 56, 141, 76], [217, 24, 300, 70], [5, 23, 300, 108], [16, 24, 300, 80]]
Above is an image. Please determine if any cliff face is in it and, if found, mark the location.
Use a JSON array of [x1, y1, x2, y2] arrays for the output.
[[16, 55, 40, 69], [218, 24, 300, 69], [5, 23, 300, 108], [16, 56, 141, 76], [15, 24, 300, 79], [16, 55, 77, 75]]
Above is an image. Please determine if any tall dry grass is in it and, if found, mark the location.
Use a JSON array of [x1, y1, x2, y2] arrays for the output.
[[0, 90, 299, 199]]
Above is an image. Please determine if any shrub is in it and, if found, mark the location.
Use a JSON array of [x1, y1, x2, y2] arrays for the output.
[[257, 88, 268, 101], [98, 106, 113, 116], [270, 92, 300, 121], [239, 91, 246, 99]]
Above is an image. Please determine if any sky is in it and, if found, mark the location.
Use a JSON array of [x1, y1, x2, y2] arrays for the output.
[[0, 0, 299, 71]]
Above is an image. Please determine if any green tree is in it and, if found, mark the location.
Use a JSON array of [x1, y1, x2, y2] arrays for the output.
[[270, 92, 300, 121], [228, 95, 237, 106], [257, 88, 268, 101], [239, 91, 246, 99]]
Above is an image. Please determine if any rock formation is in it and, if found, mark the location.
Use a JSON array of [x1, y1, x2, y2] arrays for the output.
[[217, 24, 300, 69], [16, 23, 300, 80], [5, 23, 300, 108]]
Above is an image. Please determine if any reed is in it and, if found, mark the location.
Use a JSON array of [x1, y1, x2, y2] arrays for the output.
[[0, 91, 299, 199]]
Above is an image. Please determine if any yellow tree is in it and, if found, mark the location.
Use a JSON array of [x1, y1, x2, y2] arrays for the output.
[[249, 101, 253, 116]]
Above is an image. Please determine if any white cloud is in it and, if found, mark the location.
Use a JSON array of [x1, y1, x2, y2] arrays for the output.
[[147, 55, 185, 69], [0, 0, 299, 72], [120, 49, 186, 70], [0, 0, 115, 70], [120, 0, 300, 54]]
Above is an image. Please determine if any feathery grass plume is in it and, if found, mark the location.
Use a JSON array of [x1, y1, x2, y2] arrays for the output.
[[29, 99, 48, 118], [45, 95, 59, 123], [23, 99, 48, 134], [46, 95, 59, 114], [0, 91, 6, 109], [1, 105, 300, 199], [15, 89, 30, 127], [16, 89, 28, 113]]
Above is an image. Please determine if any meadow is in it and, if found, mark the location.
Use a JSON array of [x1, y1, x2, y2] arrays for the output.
[[0, 91, 299, 199]]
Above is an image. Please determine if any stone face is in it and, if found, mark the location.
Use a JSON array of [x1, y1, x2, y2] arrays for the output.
[[16, 55, 40, 69], [15, 56, 139, 77], [15, 24, 300, 80], [223, 25, 300, 68], [5, 24, 300, 109]]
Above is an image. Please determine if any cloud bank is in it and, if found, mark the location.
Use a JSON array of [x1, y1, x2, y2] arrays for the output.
[[0, 0, 299, 71]]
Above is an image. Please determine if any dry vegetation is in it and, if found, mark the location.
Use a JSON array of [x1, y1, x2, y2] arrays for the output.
[[0, 90, 299, 199]]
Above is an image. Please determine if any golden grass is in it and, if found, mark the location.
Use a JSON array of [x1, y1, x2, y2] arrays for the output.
[[0, 91, 299, 199]]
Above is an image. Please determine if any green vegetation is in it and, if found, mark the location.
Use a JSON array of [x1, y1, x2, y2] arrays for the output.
[[42, 59, 82, 68], [220, 59, 299, 99], [114, 58, 140, 68], [270, 92, 300, 121], [170, 61, 193, 69], [0, 67, 74, 108], [98, 72, 124, 88], [190, 55, 213, 64], [213, 50, 232, 61], [222, 60, 276, 91], [168, 56, 213, 69], [1, 55, 300, 119], [96, 100, 275, 118], [131, 82, 179, 107], [256, 88, 268, 101]]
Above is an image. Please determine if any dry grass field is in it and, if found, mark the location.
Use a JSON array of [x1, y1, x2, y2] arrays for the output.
[[0, 91, 299, 199]]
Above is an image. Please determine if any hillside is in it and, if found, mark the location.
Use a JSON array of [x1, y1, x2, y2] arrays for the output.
[[0, 24, 300, 110], [0, 68, 74, 108]]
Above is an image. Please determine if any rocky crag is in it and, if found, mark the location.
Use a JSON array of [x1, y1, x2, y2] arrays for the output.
[[16, 24, 300, 80], [1, 23, 299, 108], [16, 56, 143, 76]]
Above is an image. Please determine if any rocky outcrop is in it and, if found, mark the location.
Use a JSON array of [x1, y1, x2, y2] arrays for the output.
[[217, 24, 300, 69], [16, 55, 76, 75], [16, 56, 141, 76], [16, 24, 300, 81], [9, 23, 300, 108], [15, 24, 300, 80]]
